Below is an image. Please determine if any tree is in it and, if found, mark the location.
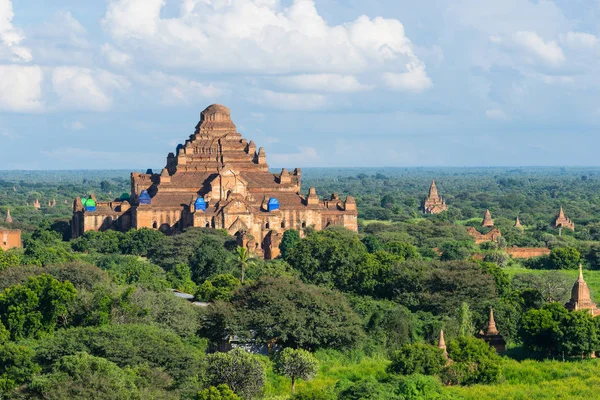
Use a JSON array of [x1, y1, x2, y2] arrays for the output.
[[442, 336, 501, 385], [28, 352, 140, 400], [188, 236, 234, 283], [440, 241, 472, 261], [196, 274, 241, 302], [387, 343, 446, 376], [561, 310, 599, 357], [549, 247, 581, 270], [206, 348, 266, 399], [0, 248, 21, 271], [279, 229, 301, 259], [457, 302, 474, 337], [383, 241, 421, 260], [284, 228, 384, 294], [236, 246, 254, 283], [94, 254, 169, 291], [120, 228, 165, 257], [0, 274, 76, 340], [226, 277, 364, 350], [196, 385, 241, 400], [0, 341, 40, 395], [519, 302, 566, 356], [36, 324, 205, 385], [274, 348, 319, 393]]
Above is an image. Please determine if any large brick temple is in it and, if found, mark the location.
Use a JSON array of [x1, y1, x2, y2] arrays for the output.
[[72, 104, 358, 258]]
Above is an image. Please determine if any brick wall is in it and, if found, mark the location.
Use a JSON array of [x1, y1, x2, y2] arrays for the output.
[[0, 230, 22, 251]]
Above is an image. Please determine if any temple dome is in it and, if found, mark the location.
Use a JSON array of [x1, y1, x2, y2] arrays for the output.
[[196, 104, 237, 135]]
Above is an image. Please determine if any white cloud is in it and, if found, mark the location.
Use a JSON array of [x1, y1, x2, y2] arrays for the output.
[[102, 43, 133, 67], [270, 146, 320, 166], [512, 31, 565, 66], [0, 0, 32, 61], [102, 0, 429, 85], [276, 74, 372, 93], [0, 65, 43, 111], [383, 63, 432, 92], [251, 90, 329, 110], [135, 71, 226, 105], [52, 67, 129, 111], [485, 108, 507, 120], [559, 32, 598, 48]]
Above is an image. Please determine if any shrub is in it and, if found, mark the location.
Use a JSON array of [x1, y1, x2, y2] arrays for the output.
[[387, 343, 446, 376]]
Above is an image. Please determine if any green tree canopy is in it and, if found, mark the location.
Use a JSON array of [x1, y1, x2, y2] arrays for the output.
[[206, 348, 266, 399], [0, 274, 76, 340], [273, 348, 319, 393]]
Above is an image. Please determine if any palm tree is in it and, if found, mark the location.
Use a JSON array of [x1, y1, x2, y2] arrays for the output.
[[236, 246, 253, 283]]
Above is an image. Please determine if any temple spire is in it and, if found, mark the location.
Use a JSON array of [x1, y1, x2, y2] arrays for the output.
[[429, 180, 439, 199], [514, 215, 523, 229], [5, 209, 12, 223], [438, 329, 448, 358], [559, 206, 565, 219], [487, 307, 499, 335], [482, 209, 494, 227], [579, 263, 584, 281]]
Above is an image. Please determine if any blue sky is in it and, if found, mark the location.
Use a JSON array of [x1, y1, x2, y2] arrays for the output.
[[1, 0, 600, 169]]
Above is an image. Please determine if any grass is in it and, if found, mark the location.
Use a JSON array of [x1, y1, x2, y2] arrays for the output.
[[446, 359, 600, 400], [263, 349, 389, 399], [263, 350, 600, 400]]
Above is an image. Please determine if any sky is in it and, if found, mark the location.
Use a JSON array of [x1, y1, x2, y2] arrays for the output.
[[1, 0, 600, 170]]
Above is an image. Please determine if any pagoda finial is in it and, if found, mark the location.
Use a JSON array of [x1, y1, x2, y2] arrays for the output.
[[579, 263, 584, 281], [429, 180, 439, 199], [487, 307, 499, 335], [5, 209, 12, 223], [559, 206, 565, 219]]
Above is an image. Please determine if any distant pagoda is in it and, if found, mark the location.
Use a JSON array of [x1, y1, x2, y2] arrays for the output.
[[553, 206, 574, 231], [565, 265, 600, 316], [477, 307, 506, 353], [514, 216, 523, 230], [438, 329, 448, 360], [482, 209, 494, 227], [422, 180, 448, 214], [4, 209, 12, 223]]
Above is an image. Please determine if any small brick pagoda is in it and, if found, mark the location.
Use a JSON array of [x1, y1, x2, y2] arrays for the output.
[[514, 216, 523, 230], [565, 265, 600, 316], [422, 180, 448, 214], [553, 206, 574, 231], [477, 307, 506, 353], [482, 209, 494, 227], [72, 104, 358, 259]]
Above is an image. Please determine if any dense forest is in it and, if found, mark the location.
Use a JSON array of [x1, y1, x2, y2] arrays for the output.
[[2, 168, 600, 399]]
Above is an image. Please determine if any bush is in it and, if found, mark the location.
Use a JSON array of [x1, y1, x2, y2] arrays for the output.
[[387, 343, 446, 376], [442, 336, 501, 385], [206, 348, 266, 399]]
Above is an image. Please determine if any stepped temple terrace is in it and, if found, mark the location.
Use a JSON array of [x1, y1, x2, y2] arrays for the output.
[[72, 104, 358, 259]]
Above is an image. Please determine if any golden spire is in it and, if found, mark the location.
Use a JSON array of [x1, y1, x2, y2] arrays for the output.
[[486, 307, 499, 335]]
